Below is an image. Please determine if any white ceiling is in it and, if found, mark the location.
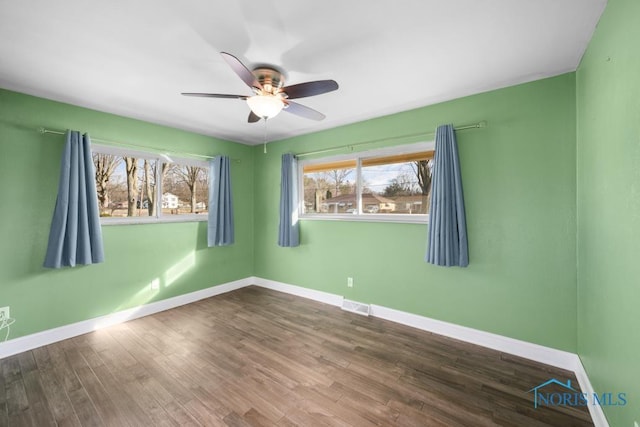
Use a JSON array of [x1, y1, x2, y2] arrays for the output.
[[0, 0, 606, 145]]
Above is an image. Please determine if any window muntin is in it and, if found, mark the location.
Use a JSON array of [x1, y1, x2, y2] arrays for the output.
[[92, 145, 209, 224], [300, 142, 434, 222]]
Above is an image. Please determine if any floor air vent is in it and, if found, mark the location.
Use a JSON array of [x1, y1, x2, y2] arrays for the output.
[[341, 299, 370, 316]]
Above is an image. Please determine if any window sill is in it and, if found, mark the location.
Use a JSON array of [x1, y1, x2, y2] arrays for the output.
[[299, 214, 428, 224], [100, 215, 208, 226]]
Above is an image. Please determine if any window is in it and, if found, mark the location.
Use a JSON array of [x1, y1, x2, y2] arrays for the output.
[[300, 142, 434, 222], [161, 162, 209, 215], [302, 160, 357, 214], [92, 145, 209, 224]]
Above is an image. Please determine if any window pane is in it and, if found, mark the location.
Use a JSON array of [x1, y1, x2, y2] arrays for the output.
[[360, 154, 433, 215], [93, 153, 159, 218], [303, 165, 356, 214], [162, 163, 209, 215]]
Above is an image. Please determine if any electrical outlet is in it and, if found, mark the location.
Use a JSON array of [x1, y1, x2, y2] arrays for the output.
[[347, 277, 353, 288], [150, 279, 160, 290], [0, 306, 9, 320]]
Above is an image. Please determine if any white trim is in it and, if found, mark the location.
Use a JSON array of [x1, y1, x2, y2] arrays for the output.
[[369, 304, 579, 371], [299, 141, 435, 166], [574, 358, 610, 427], [93, 143, 208, 168], [101, 214, 208, 226], [92, 143, 164, 161], [252, 277, 344, 307], [0, 277, 252, 359], [300, 214, 428, 224]]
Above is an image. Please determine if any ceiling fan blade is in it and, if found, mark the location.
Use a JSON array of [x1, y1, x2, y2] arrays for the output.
[[220, 52, 262, 90], [282, 80, 339, 99], [283, 101, 326, 121], [248, 111, 261, 123], [181, 92, 247, 99]]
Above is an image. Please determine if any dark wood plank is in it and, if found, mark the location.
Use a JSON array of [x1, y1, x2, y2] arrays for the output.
[[31, 347, 82, 426], [22, 370, 56, 427], [1, 356, 22, 384], [62, 345, 129, 427], [5, 379, 33, 427], [0, 286, 594, 426], [0, 366, 7, 427]]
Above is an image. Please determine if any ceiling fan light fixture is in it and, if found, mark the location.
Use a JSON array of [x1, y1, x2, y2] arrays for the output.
[[183, 52, 337, 123], [247, 95, 284, 119]]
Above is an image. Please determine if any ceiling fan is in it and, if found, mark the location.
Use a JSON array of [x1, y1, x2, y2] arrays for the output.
[[182, 52, 339, 123]]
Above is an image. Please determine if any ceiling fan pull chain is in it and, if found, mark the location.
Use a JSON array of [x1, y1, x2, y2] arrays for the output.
[[263, 118, 268, 154]]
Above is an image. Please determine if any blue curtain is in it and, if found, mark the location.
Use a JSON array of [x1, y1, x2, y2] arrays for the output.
[[44, 131, 104, 268], [278, 153, 300, 247], [426, 124, 469, 267], [208, 156, 235, 246]]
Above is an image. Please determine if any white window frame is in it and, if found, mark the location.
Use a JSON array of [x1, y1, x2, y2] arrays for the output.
[[92, 144, 210, 226], [298, 141, 435, 224]]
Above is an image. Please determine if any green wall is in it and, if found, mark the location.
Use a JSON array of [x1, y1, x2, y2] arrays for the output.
[[0, 73, 582, 361], [253, 73, 578, 352], [0, 89, 254, 340], [577, 0, 640, 425], [3, 3, 638, 422]]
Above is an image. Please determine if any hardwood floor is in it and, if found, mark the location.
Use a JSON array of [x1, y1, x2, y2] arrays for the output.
[[0, 286, 593, 426]]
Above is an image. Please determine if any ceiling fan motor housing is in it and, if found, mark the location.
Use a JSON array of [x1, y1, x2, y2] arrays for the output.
[[252, 67, 286, 96]]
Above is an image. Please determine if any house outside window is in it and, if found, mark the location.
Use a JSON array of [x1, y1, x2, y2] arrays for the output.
[[161, 193, 179, 209]]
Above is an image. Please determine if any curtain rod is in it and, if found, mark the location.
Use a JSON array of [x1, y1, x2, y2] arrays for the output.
[[38, 127, 239, 162], [295, 121, 487, 158]]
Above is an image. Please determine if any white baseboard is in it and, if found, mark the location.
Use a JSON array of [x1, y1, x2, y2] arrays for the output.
[[251, 276, 344, 307], [0, 277, 252, 359], [369, 303, 580, 372], [574, 357, 609, 427]]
